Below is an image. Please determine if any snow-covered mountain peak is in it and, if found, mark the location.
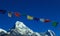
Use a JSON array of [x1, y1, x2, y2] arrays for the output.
[[0, 21, 56, 36]]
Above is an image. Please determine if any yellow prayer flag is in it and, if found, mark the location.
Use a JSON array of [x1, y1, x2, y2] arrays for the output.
[[27, 15, 33, 20]]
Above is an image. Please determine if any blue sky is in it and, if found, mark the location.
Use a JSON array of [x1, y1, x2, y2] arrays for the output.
[[0, 0, 60, 36]]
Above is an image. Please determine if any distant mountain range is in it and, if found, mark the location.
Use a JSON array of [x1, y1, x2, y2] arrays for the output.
[[0, 21, 56, 36]]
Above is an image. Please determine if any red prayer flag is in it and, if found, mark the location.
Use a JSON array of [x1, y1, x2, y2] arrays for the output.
[[14, 12, 20, 17], [44, 19, 51, 22]]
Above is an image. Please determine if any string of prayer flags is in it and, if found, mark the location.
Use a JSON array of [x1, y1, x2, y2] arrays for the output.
[[0, 10, 6, 14], [8, 12, 12, 17], [0, 10, 59, 28], [14, 12, 21, 17], [27, 15, 33, 20], [52, 22, 58, 27]]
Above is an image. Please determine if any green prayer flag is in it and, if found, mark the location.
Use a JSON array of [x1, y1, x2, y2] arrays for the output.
[[52, 22, 58, 27]]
